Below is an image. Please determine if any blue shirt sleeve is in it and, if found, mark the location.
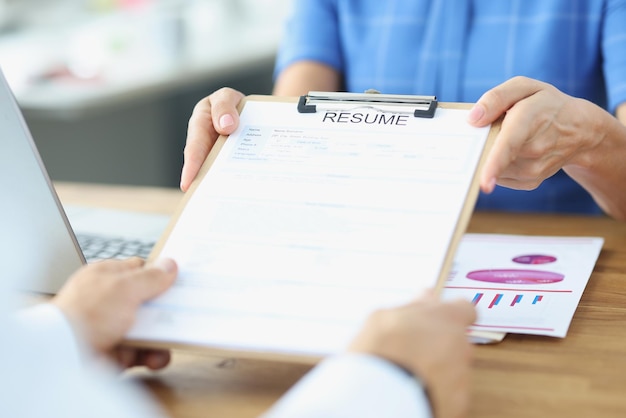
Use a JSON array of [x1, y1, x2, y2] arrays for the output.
[[603, 0, 626, 113], [274, 0, 342, 80]]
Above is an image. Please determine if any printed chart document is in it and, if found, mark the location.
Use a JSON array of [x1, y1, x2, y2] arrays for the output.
[[444, 233, 603, 338], [128, 97, 495, 360]]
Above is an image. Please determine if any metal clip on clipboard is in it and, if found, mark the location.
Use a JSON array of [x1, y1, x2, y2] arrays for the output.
[[297, 91, 438, 118]]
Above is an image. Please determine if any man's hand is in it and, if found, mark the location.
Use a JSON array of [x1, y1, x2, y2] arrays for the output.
[[468, 76, 602, 194], [181, 87, 244, 191], [348, 292, 476, 418], [52, 257, 177, 370]]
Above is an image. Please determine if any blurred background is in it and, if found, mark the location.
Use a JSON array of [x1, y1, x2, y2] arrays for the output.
[[0, 0, 292, 187]]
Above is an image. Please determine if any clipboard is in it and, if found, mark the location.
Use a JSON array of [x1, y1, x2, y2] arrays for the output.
[[298, 91, 438, 118], [129, 93, 501, 363]]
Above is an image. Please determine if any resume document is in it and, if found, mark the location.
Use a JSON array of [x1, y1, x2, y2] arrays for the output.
[[129, 99, 492, 358]]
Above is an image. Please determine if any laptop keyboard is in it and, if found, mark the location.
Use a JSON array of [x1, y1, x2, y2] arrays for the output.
[[75, 233, 156, 263]]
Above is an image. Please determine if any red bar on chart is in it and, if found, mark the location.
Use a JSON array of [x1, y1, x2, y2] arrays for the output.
[[510, 294, 523, 306], [488, 294, 503, 309]]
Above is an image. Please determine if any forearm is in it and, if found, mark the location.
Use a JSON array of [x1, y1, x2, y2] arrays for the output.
[[273, 61, 341, 96], [565, 102, 626, 220]]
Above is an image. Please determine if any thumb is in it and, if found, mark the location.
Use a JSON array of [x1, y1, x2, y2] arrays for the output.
[[468, 76, 544, 127], [209, 88, 245, 135], [446, 298, 478, 326], [129, 258, 178, 304]]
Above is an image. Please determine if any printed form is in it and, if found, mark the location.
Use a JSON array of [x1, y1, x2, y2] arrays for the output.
[[129, 100, 492, 358]]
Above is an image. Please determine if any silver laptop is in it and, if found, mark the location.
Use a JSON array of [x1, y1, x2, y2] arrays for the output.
[[0, 69, 169, 294]]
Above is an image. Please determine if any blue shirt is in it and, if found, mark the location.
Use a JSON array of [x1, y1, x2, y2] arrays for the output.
[[275, 0, 626, 214]]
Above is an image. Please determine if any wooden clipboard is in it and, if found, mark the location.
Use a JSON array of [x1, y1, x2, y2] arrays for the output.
[[130, 94, 501, 363]]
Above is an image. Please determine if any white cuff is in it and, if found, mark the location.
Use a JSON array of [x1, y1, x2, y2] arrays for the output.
[[264, 353, 432, 418]]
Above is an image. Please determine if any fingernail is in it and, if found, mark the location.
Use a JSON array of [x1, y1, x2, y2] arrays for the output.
[[148, 351, 171, 369], [219, 114, 235, 129], [153, 258, 176, 274], [467, 104, 485, 123]]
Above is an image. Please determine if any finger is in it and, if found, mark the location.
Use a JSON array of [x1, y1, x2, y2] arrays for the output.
[[468, 76, 545, 127], [479, 125, 516, 193], [181, 88, 244, 191], [181, 97, 217, 191], [113, 347, 171, 370], [406, 295, 477, 326], [479, 95, 544, 192], [209, 87, 245, 135], [445, 299, 478, 326], [87, 257, 145, 276], [142, 350, 172, 370], [130, 349, 170, 370], [125, 258, 178, 304], [115, 346, 138, 369]]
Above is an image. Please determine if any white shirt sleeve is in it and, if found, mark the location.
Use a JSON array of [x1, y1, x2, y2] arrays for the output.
[[263, 353, 433, 418], [5, 305, 431, 418], [12, 303, 84, 369], [1, 303, 167, 418]]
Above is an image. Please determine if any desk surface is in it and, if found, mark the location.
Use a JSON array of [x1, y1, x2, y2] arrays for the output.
[[55, 182, 626, 418]]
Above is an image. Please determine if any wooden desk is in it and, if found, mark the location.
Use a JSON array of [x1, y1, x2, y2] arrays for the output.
[[55, 182, 626, 418]]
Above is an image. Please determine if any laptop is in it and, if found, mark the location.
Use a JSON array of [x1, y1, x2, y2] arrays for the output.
[[0, 69, 169, 294]]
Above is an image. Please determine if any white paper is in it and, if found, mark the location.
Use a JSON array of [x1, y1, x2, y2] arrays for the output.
[[129, 101, 491, 357], [443, 233, 603, 338]]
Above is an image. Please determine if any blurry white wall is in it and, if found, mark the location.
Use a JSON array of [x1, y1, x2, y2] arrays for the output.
[[0, 0, 294, 187], [0, 0, 293, 96]]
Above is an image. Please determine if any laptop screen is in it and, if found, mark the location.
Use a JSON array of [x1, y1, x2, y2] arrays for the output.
[[0, 68, 84, 294]]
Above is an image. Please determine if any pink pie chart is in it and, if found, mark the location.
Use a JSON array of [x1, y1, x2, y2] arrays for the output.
[[512, 254, 557, 264], [466, 269, 564, 284]]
